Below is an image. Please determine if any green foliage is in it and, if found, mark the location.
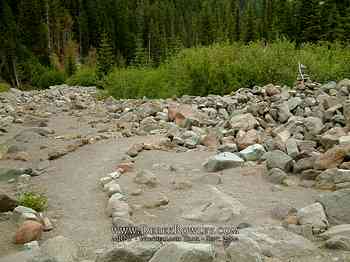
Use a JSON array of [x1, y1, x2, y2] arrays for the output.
[[18, 192, 48, 212], [103, 40, 350, 99], [36, 69, 65, 89], [66, 67, 97, 86], [0, 83, 10, 92]]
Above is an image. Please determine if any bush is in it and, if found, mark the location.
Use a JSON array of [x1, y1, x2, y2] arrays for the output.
[[66, 67, 97, 86], [36, 69, 65, 89], [103, 40, 350, 99], [18, 192, 48, 212], [0, 82, 11, 92]]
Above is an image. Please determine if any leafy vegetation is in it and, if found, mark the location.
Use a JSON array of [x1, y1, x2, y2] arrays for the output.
[[103, 41, 350, 99], [66, 67, 97, 87], [18, 192, 48, 212], [0, 82, 10, 92]]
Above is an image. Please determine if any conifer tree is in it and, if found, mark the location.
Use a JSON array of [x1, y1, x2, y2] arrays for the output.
[[96, 32, 114, 79]]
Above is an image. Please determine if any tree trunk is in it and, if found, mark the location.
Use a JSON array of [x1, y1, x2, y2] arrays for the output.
[[12, 57, 20, 89]]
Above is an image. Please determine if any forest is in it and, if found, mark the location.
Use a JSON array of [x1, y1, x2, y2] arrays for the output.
[[1, 0, 350, 95]]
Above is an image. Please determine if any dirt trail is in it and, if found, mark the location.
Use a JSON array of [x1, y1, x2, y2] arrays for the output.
[[33, 136, 161, 259]]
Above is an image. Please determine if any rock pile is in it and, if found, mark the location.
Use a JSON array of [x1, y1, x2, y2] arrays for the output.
[[2, 79, 350, 261]]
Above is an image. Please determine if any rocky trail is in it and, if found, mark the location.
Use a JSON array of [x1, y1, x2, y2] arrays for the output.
[[1, 81, 350, 261]]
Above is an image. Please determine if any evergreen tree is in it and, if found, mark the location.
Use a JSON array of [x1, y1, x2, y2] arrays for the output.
[[96, 32, 114, 79]]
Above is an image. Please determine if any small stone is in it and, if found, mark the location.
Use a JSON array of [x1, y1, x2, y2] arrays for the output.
[[134, 170, 159, 187], [100, 177, 113, 186], [42, 216, 54, 231]]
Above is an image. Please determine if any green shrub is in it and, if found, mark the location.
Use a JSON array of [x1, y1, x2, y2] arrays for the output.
[[36, 69, 65, 89], [0, 82, 11, 92], [103, 40, 350, 99], [18, 192, 48, 212], [66, 67, 97, 86]]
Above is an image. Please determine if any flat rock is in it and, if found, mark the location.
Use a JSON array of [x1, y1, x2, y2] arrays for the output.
[[149, 242, 214, 262], [96, 241, 162, 262], [40, 236, 78, 262], [239, 226, 317, 259], [203, 152, 244, 172], [182, 186, 245, 222]]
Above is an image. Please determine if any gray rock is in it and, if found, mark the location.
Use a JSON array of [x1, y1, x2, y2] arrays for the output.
[[317, 189, 350, 225], [40, 236, 78, 262], [134, 170, 159, 187], [294, 157, 316, 173], [203, 152, 244, 172], [267, 168, 288, 184], [239, 144, 266, 161], [276, 102, 291, 123], [286, 138, 299, 159], [225, 235, 263, 262], [297, 203, 328, 232], [106, 194, 130, 217], [334, 169, 350, 184], [320, 224, 350, 240], [304, 117, 324, 136], [229, 113, 258, 131], [182, 186, 245, 222], [263, 150, 293, 172], [239, 226, 317, 259], [149, 242, 214, 262], [96, 241, 162, 262], [217, 143, 237, 153], [288, 97, 303, 111], [325, 235, 350, 251]]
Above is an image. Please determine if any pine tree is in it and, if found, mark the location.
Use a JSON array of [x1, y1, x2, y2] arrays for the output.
[[96, 32, 114, 79]]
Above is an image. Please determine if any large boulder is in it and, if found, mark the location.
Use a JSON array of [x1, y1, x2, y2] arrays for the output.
[[149, 242, 214, 262], [263, 150, 294, 172], [203, 152, 244, 172], [317, 189, 350, 225]]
